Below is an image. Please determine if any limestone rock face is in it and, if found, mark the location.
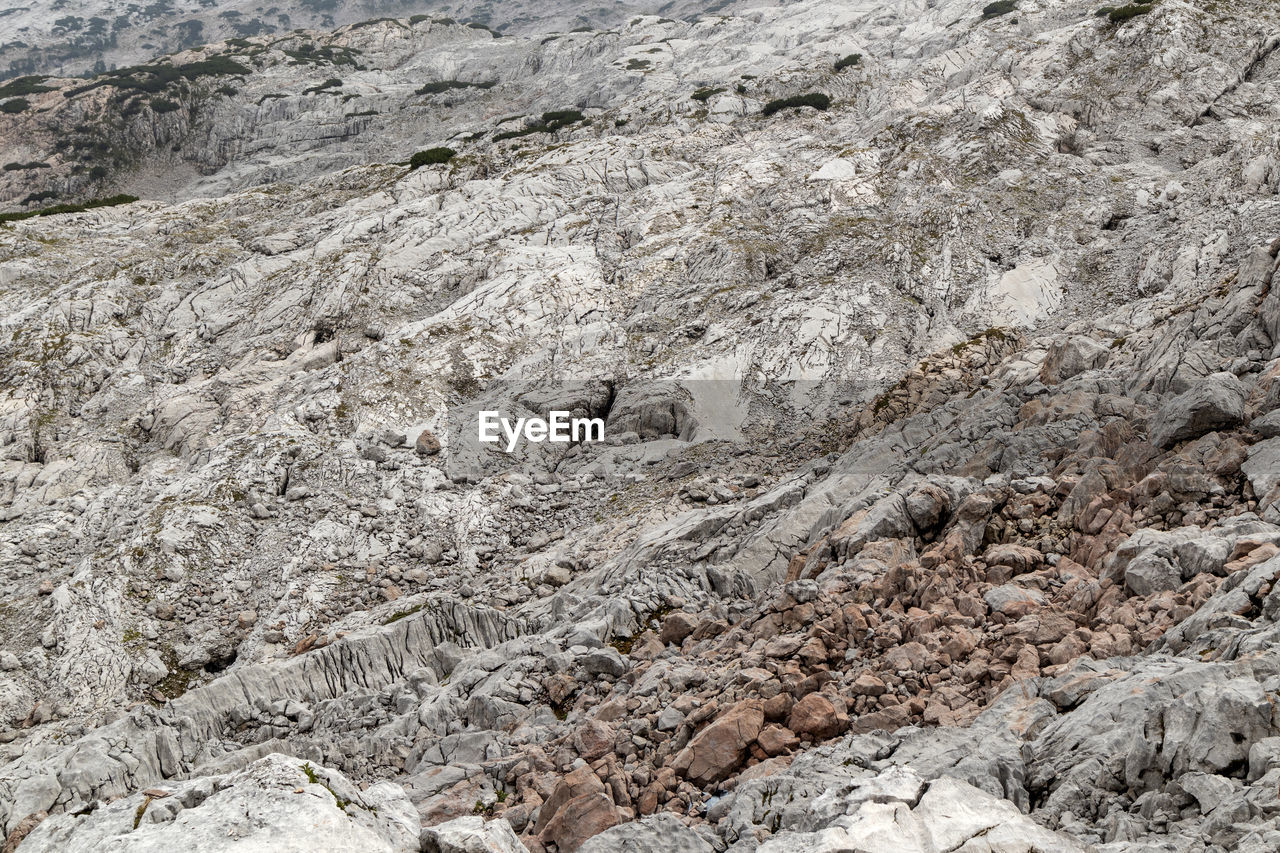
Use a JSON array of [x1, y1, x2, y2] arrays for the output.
[[755, 773, 1084, 853], [1041, 336, 1109, 386], [18, 754, 419, 853], [7, 0, 1280, 851], [420, 816, 526, 853], [577, 814, 713, 853]]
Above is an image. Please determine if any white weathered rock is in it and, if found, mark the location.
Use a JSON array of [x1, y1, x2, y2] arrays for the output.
[[757, 773, 1084, 853], [420, 815, 527, 853], [19, 754, 419, 853]]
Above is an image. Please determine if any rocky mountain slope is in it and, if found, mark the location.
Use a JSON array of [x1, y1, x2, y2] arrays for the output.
[[3, 0, 1280, 850], [0, 0, 731, 81]]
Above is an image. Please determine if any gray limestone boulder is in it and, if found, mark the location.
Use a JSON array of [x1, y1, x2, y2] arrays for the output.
[[1041, 336, 1110, 385], [578, 814, 714, 853], [755, 773, 1084, 853], [1149, 373, 1247, 448], [421, 815, 527, 853]]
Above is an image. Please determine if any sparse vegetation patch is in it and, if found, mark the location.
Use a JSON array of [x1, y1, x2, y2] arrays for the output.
[[761, 92, 830, 116]]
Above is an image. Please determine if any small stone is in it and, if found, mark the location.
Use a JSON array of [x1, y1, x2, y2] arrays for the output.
[[415, 430, 442, 457]]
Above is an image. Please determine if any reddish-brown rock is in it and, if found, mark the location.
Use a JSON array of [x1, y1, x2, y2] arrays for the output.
[[573, 719, 616, 761], [756, 724, 800, 757], [670, 700, 764, 784], [533, 766, 605, 835], [787, 693, 848, 740], [539, 792, 618, 852], [659, 611, 699, 645], [763, 692, 794, 722], [850, 671, 887, 696], [983, 544, 1043, 583]]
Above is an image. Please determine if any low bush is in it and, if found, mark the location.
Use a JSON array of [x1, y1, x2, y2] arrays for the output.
[[691, 86, 725, 102], [1, 98, 30, 114], [1108, 3, 1153, 22], [416, 79, 496, 95], [982, 0, 1017, 18], [761, 92, 830, 116], [539, 109, 583, 126], [0, 194, 139, 224], [493, 109, 585, 141], [149, 97, 180, 112], [834, 53, 862, 71], [64, 56, 251, 98], [0, 76, 54, 97], [409, 147, 456, 168]]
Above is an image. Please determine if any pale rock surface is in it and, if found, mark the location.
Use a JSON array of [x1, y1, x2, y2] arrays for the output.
[[18, 753, 419, 853]]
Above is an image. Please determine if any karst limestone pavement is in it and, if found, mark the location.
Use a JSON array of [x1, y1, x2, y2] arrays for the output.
[[5, 0, 1280, 850]]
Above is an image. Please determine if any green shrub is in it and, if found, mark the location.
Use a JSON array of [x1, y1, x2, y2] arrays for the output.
[[1108, 3, 1153, 21], [149, 97, 180, 112], [1, 98, 30, 114], [283, 44, 362, 68], [982, 0, 1017, 18], [761, 92, 830, 116], [64, 56, 251, 98], [834, 53, 862, 71], [409, 14, 429, 24], [691, 86, 725, 102], [493, 109, 585, 141], [0, 194, 139, 224], [0, 76, 55, 97], [541, 109, 584, 126], [409, 147, 456, 168], [350, 17, 406, 30], [416, 79, 496, 95]]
